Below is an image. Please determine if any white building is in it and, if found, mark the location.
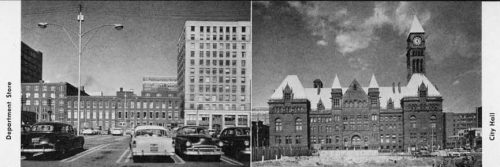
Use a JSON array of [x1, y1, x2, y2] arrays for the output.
[[177, 21, 252, 130]]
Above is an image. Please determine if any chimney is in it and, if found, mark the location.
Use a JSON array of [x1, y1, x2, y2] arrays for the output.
[[80, 86, 85, 91], [397, 82, 401, 93], [120, 87, 123, 92], [101, 91, 103, 96], [392, 82, 395, 93]]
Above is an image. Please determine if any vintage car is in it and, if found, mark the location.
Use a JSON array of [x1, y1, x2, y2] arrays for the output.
[[129, 126, 174, 162], [82, 129, 98, 135], [174, 126, 223, 158], [21, 122, 84, 159], [218, 127, 251, 159], [111, 128, 123, 136]]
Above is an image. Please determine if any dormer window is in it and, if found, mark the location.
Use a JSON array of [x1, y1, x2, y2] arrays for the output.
[[283, 84, 293, 101], [418, 82, 427, 97]]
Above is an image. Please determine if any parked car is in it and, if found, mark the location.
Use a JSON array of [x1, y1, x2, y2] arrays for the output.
[[218, 127, 251, 159], [111, 128, 123, 136], [21, 122, 84, 159], [129, 125, 174, 162], [174, 126, 223, 158], [82, 129, 98, 135], [125, 128, 134, 136]]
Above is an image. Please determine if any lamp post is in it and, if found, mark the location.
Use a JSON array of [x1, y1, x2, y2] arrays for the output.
[[38, 5, 123, 135]]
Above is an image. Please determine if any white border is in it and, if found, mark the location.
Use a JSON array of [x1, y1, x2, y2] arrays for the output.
[[483, 2, 500, 167], [0, 1, 21, 167]]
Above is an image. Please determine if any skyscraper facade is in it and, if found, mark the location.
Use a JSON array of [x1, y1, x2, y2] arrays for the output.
[[177, 21, 252, 131]]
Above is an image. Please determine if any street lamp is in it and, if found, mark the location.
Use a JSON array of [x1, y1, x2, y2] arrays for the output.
[[38, 6, 123, 136]]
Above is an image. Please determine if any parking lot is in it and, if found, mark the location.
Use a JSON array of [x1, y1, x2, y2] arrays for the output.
[[21, 135, 249, 167]]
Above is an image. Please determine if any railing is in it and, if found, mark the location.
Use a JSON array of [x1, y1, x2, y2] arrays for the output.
[[251, 146, 313, 162]]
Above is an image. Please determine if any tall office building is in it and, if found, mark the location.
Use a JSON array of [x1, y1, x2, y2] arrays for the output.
[[177, 21, 252, 131], [21, 42, 43, 83]]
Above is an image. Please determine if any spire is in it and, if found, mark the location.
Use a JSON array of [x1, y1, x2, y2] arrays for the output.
[[409, 15, 424, 34], [331, 74, 341, 89], [368, 74, 379, 88]]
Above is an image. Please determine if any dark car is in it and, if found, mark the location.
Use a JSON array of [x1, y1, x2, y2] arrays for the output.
[[21, 122, 84, 159], [218, 127, 250, 159], [174, 126, 223, 158]]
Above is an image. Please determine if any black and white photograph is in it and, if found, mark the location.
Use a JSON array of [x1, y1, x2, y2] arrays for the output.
[[251, 1, 482, 167], [19, 1, 250, 167]]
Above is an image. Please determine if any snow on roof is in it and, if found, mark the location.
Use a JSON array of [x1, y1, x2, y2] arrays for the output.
[[405, 73, 441, 97], [409, 15, 425, 34], [379, 87, 405, 109], [331, 74, 341, 89], [305, 88, 332, 110], [368, 74, 379, 88], [270, 75, 307, 99]]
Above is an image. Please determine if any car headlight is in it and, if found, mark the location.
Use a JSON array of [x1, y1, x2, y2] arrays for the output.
[[40, 140, 49, 145], [218, 141, 224, 147], [132, 140, 136, 148], [186, 141, 192, 147], [244, 140, 250, 147]]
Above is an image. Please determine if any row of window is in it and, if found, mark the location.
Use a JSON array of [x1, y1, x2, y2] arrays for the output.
[[24, 92, 65, 99], [68, 110, 180, 120], [190, 26, 247, 33], [24, 99, 63, 106], [24, 85, 65, 92], [66, 100, 180, 109], [186, 103, 247, 111], [188, 84, 246, 93], [185, 114, 248, 122], [193, 42, 247, 50], [189, 94, 246, 102], [189, 58, 247, 67], [189, 75, 246, 84], [275, 135, 302, 145]]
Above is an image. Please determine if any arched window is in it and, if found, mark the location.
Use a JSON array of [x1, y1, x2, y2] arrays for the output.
[[295, 118, 303, 131], [275, 118, 282, 132]]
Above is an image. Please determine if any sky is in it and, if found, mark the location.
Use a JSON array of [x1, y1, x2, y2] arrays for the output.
[[252, 1, 481, 113], [21, 1, 250, 95]]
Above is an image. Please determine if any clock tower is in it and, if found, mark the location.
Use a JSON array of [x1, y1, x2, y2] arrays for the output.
[[406, 15, 426, 81]]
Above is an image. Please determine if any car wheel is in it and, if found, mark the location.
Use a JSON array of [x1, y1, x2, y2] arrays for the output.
[[78, 140, 85, 150]]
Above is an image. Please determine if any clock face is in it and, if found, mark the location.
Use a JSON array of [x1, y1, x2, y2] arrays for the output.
[[413, 37, 422, 46]]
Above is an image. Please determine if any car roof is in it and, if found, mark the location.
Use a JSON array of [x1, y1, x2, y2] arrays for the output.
[[135, 125, 167, 131], [222, 127, 250, 131]]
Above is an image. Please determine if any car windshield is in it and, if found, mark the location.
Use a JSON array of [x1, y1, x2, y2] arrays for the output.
[[237, 129, 250, 136], [31, 125, 54, 132], [135, 129, 168, 137], [183, 127, 208, 135]]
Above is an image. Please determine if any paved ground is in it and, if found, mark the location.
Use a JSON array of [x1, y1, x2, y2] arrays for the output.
[[21, 135, 249, 167]]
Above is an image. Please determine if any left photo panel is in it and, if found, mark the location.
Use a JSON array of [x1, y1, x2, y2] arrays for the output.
[[20, 1, 251, 167]]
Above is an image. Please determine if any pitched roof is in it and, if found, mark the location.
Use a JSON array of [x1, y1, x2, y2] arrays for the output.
[[331, 74, 341, 89], [368, 74, 379, 88], [409, 15, 425, 34], [305, 88, 332, 110], [405, 73, 440, 96], [270, 75, 307, 99]]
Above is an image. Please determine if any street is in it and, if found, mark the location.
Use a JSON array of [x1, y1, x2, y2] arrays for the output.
[[21, 135, 249, 167]]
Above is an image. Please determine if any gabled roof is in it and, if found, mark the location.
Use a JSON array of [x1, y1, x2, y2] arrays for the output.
[[409, 15, 425, 34], [270, 75, 307, 100], [405, 73, 440, 96], [368, 74, 379, 88], [305, 88, 332, 110], [331, 74, 341, 89]]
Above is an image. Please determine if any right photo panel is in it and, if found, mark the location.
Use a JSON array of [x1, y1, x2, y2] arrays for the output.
[[251, 1, 482, 167]]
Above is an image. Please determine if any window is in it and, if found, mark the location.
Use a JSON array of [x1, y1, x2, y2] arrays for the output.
[[275, 136, 281, 145], [295, 118, 303, 131], [200, 26, 204, 32], [275, 118, 282, 131], [295, 135, 301, 144], [191, 26, 195, 32]]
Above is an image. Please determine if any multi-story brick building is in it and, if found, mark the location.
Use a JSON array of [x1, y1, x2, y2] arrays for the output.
[[268, 16, 444, 152], [177, 21, 252, 131], [21, 81, 88, 123], [21, 42, 43, 83], [66, 87, 183, 131], [444, 112, 479, 148]]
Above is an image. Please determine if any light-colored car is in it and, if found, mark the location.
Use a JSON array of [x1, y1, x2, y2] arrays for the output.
[[82, 129, 97, 135], [130, 126, 174, 162], [111, 128, 123, 136]]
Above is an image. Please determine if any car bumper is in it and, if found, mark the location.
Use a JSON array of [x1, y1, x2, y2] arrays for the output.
[[21, 148, 57, 153], [132, 150, 174, 156], [184, 148, 223, 155], [240, 149, 251, 155]]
